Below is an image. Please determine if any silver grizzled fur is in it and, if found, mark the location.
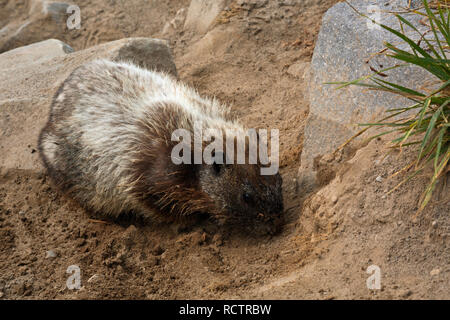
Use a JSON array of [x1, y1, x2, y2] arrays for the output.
[[39, 59, 283, 234]]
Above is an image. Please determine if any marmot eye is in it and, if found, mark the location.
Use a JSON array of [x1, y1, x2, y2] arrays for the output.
[[243, 192, 252, 203]]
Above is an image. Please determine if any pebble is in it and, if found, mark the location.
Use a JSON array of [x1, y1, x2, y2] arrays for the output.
[[45, 250, 57, 259], [430, 268, 440, 276], [191, 231, 207, 245], [375, 176, 383, 183], [331, 195, 338, 204], [399, 289, 413, 298]]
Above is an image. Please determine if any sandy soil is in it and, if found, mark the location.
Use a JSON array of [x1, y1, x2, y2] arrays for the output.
[[0, 0, 448, 299]]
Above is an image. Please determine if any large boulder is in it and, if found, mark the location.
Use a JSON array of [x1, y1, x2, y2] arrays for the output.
[[301, 0, 433, 174], [0, 38, 74, 69], [0, 37, 177, 171]]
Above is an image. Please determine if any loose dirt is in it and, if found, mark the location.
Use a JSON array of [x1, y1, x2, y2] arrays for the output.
[[0, 0, 448, 299]]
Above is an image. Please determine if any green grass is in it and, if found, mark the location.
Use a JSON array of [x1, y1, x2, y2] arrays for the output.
[[330, 0, 449, 212]]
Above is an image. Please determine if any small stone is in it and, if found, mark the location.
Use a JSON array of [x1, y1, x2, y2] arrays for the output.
[[331, 195, 338, 204], [399, 289, 413, 298], [430, 268, 440, 276], [45, 250, 57, 259], [375, 176, 383, 183], [19, 266, 28, 276], [212, 234, 223, 246], [190, 231, 205, 245], [431, 220, 438, 228]]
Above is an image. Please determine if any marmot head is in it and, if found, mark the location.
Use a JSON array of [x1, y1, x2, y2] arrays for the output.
[[198, 161, 284, 236], [131, 101, 284, 235]]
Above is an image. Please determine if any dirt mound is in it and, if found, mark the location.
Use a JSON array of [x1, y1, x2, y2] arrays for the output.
[[294, 138, 449, 299], [0, 0, 448, 299]]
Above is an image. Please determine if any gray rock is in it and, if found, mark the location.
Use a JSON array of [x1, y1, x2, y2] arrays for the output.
[[0, 39, 72, 71], [184, 0, 232, 34], [113, 38, 178, 77], [0, 1, 73, 53], [301, 0, 433, 173], [0, 38, 177, 172], [45, 250, 57, 259]]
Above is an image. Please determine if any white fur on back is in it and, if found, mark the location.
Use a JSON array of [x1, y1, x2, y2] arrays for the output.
[[41, 59, 247, 217]]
